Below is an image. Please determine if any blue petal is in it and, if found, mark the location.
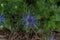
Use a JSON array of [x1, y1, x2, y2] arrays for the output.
[[24, 14, 30, 19], [29, 15, 34, 19], [49, 37, 55, 40], [24, 20, 29, 26], [0, 21, 2, 25], [30, 23, 34, 27], [30, 19, 37, 27], [32, 19, 37, 24], [0, 16, 4, 20]]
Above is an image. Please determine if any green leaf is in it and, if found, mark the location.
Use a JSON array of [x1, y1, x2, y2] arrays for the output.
[[3, 18, 11, 31], [0, 25, 4, 30], [56, 14, 60, 21]]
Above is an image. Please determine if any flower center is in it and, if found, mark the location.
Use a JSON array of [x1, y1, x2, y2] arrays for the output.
[[28, 19, 32, 23]]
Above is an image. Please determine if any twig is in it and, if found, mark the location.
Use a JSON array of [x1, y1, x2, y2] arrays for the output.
[[30, 27, 37, 36]]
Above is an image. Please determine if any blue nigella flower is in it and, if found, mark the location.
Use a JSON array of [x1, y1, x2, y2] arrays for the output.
[[24, 14, 37, 27], [49, 37, 56, 40], [0, 15, 4, 25]]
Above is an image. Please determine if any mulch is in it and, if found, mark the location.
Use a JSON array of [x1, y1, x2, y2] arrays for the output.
[[0, 28, 43, 40], [0, 28, 60, 40]]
